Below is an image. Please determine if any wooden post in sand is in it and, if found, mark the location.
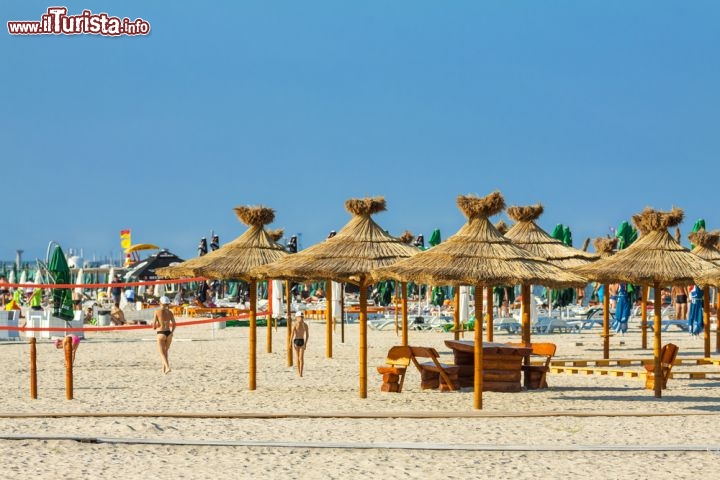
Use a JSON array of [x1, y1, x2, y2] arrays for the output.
[[453, 289, 460, 341], [286, 280, 293, 367], [703, 286, 710, 357], [473, 285, 484, 410], [717, 289, 720, 354], [267, 281, 272, 354], [359, 278, 368, 399], [602, 283, 610, 359], [641, 286, 648, 350], [249, 280, 257, 391], [486, 287, 494, 343], [652, 283, 662, 398], [325, 280, 332, 358], [394, 281, 399, 337], [401, 282, 408, 346], [64, 336, 73, 400], [29, 338, 37, 399], [521, 284, 531, 346]]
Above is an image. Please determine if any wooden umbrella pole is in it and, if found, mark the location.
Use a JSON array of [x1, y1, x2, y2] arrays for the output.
[[717, 288, 720, 354], [267, 281, 272, 354], [325, 280, 332, 359], [401, 282, 408, 346], [602, 283, 610, 360], [394, 281, 399, 337], [341, 283, 345, 344], [486, 287, 494, 343], [653, 283, 662, 398], [286, 280, 292, 367], [641, 286, 648, 350], [359, 278, 368, 399], [64, 336, 73, 400], [249, 280, 257, 391], [29, 337, 37, 400], [521, 284, 531, 346], [453, 288, 460, 341], [703, 286, 710, 358], [473, 285, 484, 410]]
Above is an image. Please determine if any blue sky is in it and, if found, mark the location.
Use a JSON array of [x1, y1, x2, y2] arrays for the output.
[[3, 1, 719, 265]]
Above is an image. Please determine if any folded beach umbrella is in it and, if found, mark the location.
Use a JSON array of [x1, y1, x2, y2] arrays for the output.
[[573, 207, 717, 398], [48, 244, 74, 321], [252, 197, 419, 399], [687, 229, 720, 354], [689, 219, 706, 249], [373, 191, 586, 410], [615, 221, 638, 250], [157, 205, 289, 391]]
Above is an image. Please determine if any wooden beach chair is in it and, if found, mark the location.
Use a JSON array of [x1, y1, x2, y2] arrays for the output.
[[377, 346, 413, 393], [644, 343, 679, 390], [409, 346, 460, 392]]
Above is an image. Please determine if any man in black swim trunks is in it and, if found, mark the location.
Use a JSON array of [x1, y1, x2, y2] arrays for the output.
[[290, 311, 309, 377]]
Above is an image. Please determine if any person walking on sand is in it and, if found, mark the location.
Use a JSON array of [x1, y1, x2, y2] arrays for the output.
[[54, 335, 81, 367], [291, 311, 309, 377], [153, 296, 176, 374]]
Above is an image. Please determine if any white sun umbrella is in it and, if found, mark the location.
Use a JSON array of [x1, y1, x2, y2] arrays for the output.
[[271, 279, 284, 317], [8, 271, 15, 290], [74, 268, 84, 295], [19, 270, 27, 285], [459, 285, 470, 323], [107, 267, 115, 297], [34, 268, 43, 285], [332, 281, 343, 325], [153, 282, 166, 298]]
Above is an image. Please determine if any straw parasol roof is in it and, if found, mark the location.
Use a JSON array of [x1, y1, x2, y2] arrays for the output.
[[373, 192, 586, 288], [504, 204, 598, 268], [593, 237, 618, 259], [692, 230, 720, 287], [252, 197, 419, 284], [156, 206, 289, 280], [573, 207, 717, 285]]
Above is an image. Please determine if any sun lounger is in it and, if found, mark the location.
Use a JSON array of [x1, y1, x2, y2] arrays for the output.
[[647, 320, 689, 332], [533, 317, 579, 334]]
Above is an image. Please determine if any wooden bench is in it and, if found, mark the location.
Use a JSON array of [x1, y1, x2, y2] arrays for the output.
[[409, 346, 460, 392], [377, 346, 413, 393], [508, 342, 556, 389], [644, 343, 679, 390]]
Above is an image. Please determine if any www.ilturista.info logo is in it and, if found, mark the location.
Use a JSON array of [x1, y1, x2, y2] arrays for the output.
[[7, 7, 150, 36]]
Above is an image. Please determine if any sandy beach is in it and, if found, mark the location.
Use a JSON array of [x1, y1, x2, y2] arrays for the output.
[[1, 317, 719, 480]]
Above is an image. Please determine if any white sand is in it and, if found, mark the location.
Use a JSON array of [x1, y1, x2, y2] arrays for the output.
[[1, 318, 719, 479]]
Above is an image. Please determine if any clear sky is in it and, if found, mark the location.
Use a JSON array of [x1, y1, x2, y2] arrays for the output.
[[3, 1, 719, 265]]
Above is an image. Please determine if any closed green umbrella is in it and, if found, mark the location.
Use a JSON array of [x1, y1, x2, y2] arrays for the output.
[[690, 219, 706, 249], [48, 244, 74, 320], [549, 224, 575, 307], [428, 229, 446, 305], [616, 221, 638, 250]]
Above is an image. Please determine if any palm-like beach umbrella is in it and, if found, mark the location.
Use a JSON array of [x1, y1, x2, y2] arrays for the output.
[[252, 197, 419, 399], [48, 244, 74, 320], [373, 192, 586, 409], [573, 207, 717, 398], [504, 205, 597, 342], [157, 205, 289, 391]]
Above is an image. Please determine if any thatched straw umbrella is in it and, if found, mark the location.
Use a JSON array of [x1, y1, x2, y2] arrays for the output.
[[688, 230, 720, 356], [373, 192, 586, 410], [252, 197, 419, 398], [156, 206, 289, 391], [593, 237, 617, 359], [573, 207, 717, 398], [504, 205, 598, 344]]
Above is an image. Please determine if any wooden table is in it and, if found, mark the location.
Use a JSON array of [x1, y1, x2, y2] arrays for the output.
[[444, 340, 532, 392]]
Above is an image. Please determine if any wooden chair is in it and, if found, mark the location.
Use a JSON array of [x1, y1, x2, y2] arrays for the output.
[[409, 346, 460, 392], [377, 346, 413, 393], [644, 343, 679, 390], [508, 342, 556, 389]]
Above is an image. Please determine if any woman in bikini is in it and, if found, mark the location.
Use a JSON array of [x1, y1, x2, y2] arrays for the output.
[[153, 296, 176, 374], [290, 311, 309, 377]]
